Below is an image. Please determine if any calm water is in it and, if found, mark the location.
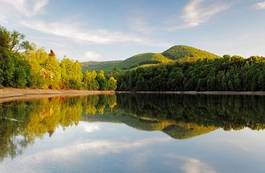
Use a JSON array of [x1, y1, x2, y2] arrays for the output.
[[1, 94, 265, 173]]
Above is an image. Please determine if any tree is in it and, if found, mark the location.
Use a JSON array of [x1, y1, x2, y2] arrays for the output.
[[61, 58, 83, 89], [83, 70, 99, 90], [96, 70, 108, 90], [42, 50, 61, 89], [0, 26, 32, 87], [0, 26, 31, 52], [24, 48, 48, 88], [107, 77, 117, 90]]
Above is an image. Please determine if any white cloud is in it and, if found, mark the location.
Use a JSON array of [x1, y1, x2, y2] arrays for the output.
[[0, 16, 8, 24], [83, 51, 103, 61], [0, 137, 171, 173], [254, 1, 265, 10], [182, 158, 216, 173], [183, 0, 231, 27], [20, 20, 147, 44], [82, 124, 100, 133], [20, 19, 170, 48], [128, 16, 155, 35], [0, 0, 49, 17], [166, 155, 217, 173], [169, 0, 231, 30]]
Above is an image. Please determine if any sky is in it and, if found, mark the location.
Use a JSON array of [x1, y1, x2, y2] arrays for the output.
[[0, 0, 265, 62]]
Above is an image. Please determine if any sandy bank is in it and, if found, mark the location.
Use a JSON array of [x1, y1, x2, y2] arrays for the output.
[[0, 88, 115, 103]]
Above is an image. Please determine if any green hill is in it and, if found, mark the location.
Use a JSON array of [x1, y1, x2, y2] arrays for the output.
[[83, 113, 216, 140], [162, 45, 219, 61], [81, 60, 122, 72], [81, 45, 219, 72], [119, 53, 172, 70], [163, 123, 216, 139]]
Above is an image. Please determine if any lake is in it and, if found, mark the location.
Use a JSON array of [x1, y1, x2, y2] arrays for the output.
[[1, 94, 265, 173]]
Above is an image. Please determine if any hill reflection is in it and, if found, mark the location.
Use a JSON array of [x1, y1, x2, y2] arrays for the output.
[[1, 94, 265, 160]]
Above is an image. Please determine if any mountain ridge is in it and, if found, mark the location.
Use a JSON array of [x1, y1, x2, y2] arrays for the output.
[[81, 45, 219, 72]]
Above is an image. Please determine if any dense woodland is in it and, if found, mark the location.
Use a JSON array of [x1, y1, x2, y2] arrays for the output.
[[0, 26, 117, 90], [117, 56, 265, 91]]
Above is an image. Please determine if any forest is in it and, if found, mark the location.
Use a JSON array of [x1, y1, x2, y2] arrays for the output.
[[0, 26, 117, 90], [2, 25, 265, 92], [117, 55, 265, 91]]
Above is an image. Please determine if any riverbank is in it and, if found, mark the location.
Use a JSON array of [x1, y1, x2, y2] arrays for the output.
[[0, 88, 115, 103], [2, 89, 265, 103], [116, 91, 265, 96]]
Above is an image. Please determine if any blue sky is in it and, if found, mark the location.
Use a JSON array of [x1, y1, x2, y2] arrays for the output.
[[1, 0, 265, 62]]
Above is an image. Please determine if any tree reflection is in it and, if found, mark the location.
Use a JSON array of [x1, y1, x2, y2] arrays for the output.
[[0, 95, 117, 161], [116, 94, 265, 131], [1, 94, 265, 161]]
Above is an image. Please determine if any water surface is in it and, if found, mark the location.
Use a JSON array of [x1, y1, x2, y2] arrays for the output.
[[1, 94, 265, 173]]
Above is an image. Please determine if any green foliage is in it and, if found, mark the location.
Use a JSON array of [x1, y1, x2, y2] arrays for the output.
[[0, 26, 33, 88], [42, 52, 62, 89], [61, 58, 83, 89], [11, 55, 31, 87], [107, 77, 117, 90], [96, 70, 108, 90], [0, 26, 31, 52], [0, 25, 117, 90], [83, 70, 99, 90], [117, 56, 265, 91], [24, 49, 48, 88]]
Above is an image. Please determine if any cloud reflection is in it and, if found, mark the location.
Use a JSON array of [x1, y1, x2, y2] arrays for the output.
[[166, 155, 217, 173], [0, 137, 170, 173]]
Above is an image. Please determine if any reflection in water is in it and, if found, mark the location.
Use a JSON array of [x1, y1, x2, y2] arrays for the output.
[[1, 94, 265, 162], [0, 95, 116, 161], [117, 94, 265, 130]]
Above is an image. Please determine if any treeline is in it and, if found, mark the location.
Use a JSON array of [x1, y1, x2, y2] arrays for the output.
[[0, 26, 117, 90], [117, 55, 265, 91]]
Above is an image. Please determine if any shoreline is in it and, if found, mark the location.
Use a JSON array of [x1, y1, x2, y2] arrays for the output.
[[2, 88, 265, 103], [0, 88, 115, 103], [116, 91, 265, 96]]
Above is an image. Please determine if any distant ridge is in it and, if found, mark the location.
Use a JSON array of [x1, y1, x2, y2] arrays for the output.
[[162, 45, 219, 60], [81, 45, 220, 72], [119, 53, 173, 69]]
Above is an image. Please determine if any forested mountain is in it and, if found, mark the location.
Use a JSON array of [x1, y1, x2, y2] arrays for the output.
[[81, 45, 219, 72]]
